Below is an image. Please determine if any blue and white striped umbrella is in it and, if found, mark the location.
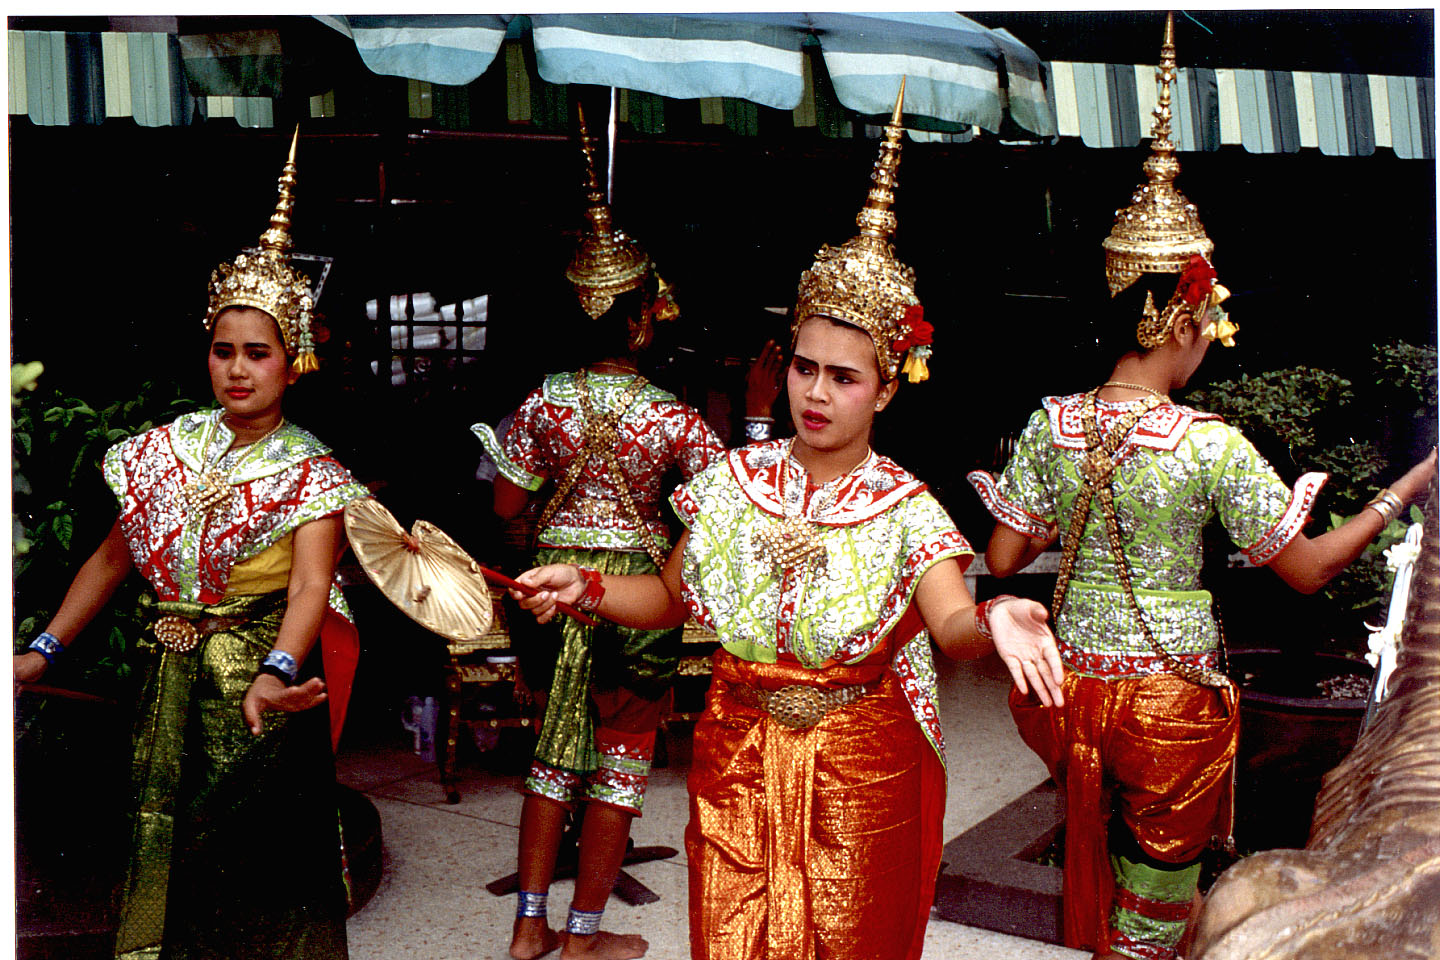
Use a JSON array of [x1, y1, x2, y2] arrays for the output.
[[316, 12, 1056, 137]]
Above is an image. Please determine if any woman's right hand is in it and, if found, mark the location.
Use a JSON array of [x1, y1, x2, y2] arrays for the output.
[[513, 564, 586, 624], [14, 651, 48, 685], [1393, 447, 1438, 507]]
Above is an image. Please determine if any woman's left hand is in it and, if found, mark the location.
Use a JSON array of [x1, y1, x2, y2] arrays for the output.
[[989, 598, 1066, 708], [241, 674, 328, 735], [744, 339, 785, 417]]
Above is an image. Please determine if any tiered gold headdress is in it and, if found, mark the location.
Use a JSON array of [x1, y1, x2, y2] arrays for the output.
[[205, 127, 321, 374], [1102, 13, 1236, 349], [564, 105, 675, 322], [793, 79, 931, 382]]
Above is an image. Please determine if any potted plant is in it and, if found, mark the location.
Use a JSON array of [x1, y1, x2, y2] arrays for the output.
[[1184, 341, 1436, 851]]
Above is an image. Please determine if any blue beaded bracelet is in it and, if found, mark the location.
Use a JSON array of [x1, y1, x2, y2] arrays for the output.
[[28, 632, 64, 665]]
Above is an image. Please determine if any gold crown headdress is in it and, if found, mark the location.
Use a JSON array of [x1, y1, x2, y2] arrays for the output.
[[564, 105, 675, 322], [205, 127, 321, 374], [793, 79, 932, 382], [1102, 13, 1236, 349]]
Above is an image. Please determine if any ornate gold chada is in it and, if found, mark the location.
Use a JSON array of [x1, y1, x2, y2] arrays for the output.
[[205, 127, 322, 374], [564, 104, 676, 323], [793, 78, 932, 383], [1101, 13, 1237, 350]]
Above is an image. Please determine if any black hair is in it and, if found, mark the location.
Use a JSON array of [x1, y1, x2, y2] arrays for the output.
[[1079, 271, 1189, 383], [566, 274, 658, 367]]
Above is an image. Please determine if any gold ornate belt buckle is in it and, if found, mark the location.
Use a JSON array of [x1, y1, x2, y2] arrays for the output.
[[153, 615, 201, 653], [764, 684, 833, 730]]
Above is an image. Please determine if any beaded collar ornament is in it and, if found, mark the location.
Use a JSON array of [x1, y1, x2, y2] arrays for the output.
[[1101, 13, 1237, 351], [751, 443, 831, 578], [792, 79, 933, 383], [205, 128, 323, 375], [182, 414, 287, 519], [564, 105, 677, 323]]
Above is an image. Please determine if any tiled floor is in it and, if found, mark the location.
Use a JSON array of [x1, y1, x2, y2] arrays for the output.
[[337, 653, 1087, 960]]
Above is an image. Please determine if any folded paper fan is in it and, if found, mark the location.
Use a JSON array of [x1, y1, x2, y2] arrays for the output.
[[343, 498, 494, 642]]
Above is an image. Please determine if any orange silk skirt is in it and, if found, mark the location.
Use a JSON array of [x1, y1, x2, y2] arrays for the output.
[[1010, 671, 1239, 951], [686, 650, 945, 960]]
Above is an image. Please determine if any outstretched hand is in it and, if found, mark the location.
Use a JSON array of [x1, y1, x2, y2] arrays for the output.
[[989, 598, 1066, 708], [241, 674, 328, 735], [513, 564, 587, 625]]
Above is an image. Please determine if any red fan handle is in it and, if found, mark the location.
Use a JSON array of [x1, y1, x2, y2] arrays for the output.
[[479, 565, 599, 627]]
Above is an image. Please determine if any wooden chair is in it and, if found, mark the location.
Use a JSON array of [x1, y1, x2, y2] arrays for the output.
[[437, 587, 718, 803]]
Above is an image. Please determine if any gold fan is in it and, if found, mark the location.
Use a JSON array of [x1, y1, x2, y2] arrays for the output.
[[343, 498, 495, 642], [343, 498, 597, 640]]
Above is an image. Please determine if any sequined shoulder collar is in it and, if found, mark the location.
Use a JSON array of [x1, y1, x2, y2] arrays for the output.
[[727, 439, 926, 526], [541, 371, 676, 409], [1042, 393, 1221, 455], [169, 410, 331, 482]]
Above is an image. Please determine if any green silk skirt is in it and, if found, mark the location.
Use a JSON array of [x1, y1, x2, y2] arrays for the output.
[[115, 591, 347, 960], [529, 547, 681, 776]]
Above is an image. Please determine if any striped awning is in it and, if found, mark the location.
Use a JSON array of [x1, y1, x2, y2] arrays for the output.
[[318, 12, 1055, 138], [7, 21, 1434, 160], [1049, 61, 1435, 159], [7, 29, 276, 128]]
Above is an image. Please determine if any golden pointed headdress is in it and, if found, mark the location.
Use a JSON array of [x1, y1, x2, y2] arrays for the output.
[[793, 80, 931, 382], [1102, 13, 1235, 349], [1102, 13, 1213, 297], [205, 127, 320, 374], [564, 104, 661, 320]]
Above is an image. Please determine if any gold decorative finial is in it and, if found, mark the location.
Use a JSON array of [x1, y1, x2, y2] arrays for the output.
[[564, 104, 655, 320], [855, 78, 907, 242], [206, 125, 320, 375], [794, 80, 933, 382], [1101, 11, 1213, 300], [1101, 14, 1235, 350]]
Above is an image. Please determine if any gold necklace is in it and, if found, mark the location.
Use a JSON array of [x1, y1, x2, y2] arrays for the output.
[[182, 414, 286, 517], [751, 443, 833, 577], [1101, 380, 1170, 402]]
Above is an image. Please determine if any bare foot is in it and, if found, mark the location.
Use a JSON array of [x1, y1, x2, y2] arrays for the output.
[[560, 930, 649, 959], [510, 916, 561, 960]]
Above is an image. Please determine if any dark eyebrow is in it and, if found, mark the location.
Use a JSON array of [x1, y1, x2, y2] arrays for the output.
[[792, 352, 863, 377], [242, 342, 274, 350]]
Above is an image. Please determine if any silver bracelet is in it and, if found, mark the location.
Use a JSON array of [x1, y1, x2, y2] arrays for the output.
[[567, 906, 604, 936], [516, 891, 548, 918], [1365, 488, 1404, 526], [744, 417, 773, 442]]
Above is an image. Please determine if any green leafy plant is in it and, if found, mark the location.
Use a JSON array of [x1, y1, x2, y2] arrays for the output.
[[1186, 343, 1437, 640], [13, 375, 204, 690]]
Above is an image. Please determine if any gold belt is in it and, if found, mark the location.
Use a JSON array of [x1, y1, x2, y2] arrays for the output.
[[151, 614, 244, 654], [729, 680, 876, 730]]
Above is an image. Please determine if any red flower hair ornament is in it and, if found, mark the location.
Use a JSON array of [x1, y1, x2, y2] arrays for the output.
[[1174, 255, 1218, 306], [893, 305, 933, 383]]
